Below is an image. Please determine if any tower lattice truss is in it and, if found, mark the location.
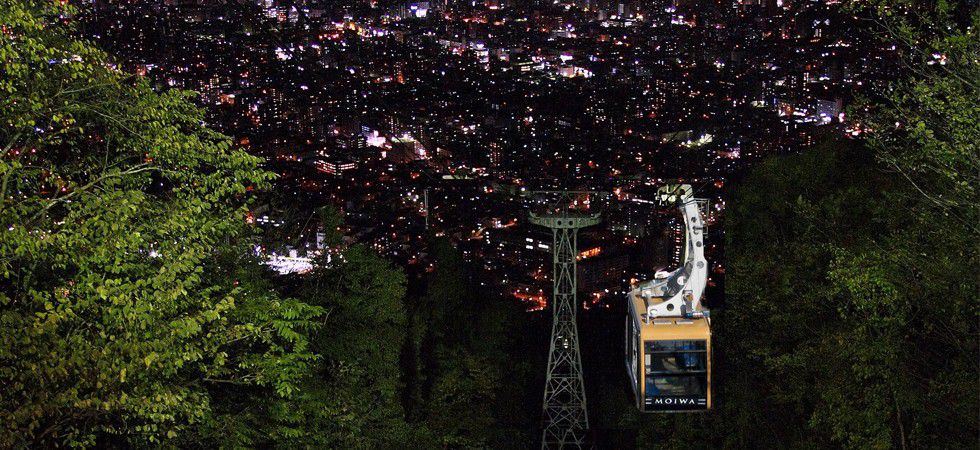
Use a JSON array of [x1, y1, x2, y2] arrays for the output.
[[533, 213, 598, 449]]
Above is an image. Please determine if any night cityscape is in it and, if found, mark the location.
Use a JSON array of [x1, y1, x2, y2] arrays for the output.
[[1, 1, 977, 448], [81, 0, 889, 306]]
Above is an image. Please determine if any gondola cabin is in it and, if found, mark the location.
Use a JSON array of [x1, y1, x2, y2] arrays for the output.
[[625, 184, 711, 412], [625, 293, 711, 412]]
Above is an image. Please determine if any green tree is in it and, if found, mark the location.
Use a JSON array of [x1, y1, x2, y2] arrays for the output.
[[832, 2, 978, 446], [406, 238, 534, 447], [718, 135, 978, 448], [0, 1, 321, 446], [859, 0, 979, 226], [721, 142, 898, 448], [206, 198, 438, 447], [685, 2, 979, 448], [296, 244, 421, 448]]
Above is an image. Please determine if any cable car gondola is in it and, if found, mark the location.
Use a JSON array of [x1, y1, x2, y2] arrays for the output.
[[625, 185, 711, 412]]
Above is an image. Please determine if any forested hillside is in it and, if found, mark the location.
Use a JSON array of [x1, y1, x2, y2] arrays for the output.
[[652, 2, 979, 447], [0, 2, 532, 446]]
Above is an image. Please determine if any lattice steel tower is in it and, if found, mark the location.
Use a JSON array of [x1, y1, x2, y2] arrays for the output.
[[530, 192, 601, 449]]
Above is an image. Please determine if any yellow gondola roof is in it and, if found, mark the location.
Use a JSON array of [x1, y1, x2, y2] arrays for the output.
[[628, 289, 710, 341]]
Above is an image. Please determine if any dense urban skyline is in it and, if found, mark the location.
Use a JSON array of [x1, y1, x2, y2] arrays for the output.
[[81, 0, 893, 312]]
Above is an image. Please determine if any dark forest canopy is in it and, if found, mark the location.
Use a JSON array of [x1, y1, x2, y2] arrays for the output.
[[690, 1, 979, 446]]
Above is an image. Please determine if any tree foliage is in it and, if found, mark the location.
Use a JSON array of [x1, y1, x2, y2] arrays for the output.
[[642, 3, 979, 448], [405, 238, 534, 448], [694, 0, 979, 443], [0, 1, 321, 446], [723, 138, 977, 448], [858, 0, 979, 229], [207, 241, 434, 448]]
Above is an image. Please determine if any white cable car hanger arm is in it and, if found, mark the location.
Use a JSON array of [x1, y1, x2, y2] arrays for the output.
[[635, 185, 708, 320]]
